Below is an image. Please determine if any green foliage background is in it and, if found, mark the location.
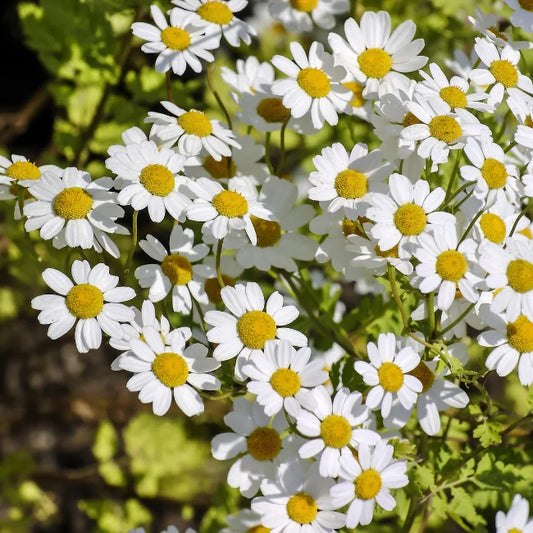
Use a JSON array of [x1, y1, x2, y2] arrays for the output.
[[2, 0, 533, 531]]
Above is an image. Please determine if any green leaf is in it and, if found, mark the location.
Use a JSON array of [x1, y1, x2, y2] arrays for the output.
[[473, 420, 504, 448]]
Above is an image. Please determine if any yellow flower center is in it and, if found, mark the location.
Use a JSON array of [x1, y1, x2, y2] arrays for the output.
[[204, 275, 235, 304], [436, 250, 468, 282], [393, 203, 427, 236], [506, 259, 533, 293], [343, 81, 365, 108], [374, 243, 399, 258], [5, 161, 41, 181], [65, 284, 104, 319], [480, 158, 508, 189], [152, 352, 189, 387], [358, 48, 392, 79], [286, 493, 318, 524], [178, 110, 213, 137], [428, 115, 462, 143], [342, 217, 359, 237], [212, 190, 248, 217], [408, 361, 435, 393], [334, 169, 368, 199], [479, 213, 506, 243], [237, 310, 277, 349], [246, 527, 271, 533], [320, 414, 352, 448], [297, 68, 331, 98], [439, 86, 467, 109], [256, 97, 291, 123], [161, 254, 193, 285], [53, 187, 93, 220], [197, 1, 233, 24], [525, 115, 533, 128], [270, 368, 301, 397], [519, 227, 533, 239], [247, 427, 282, 461], [161, 27, 191, 50], [507, 315, 533, 353], [508, 529, 523, 533], [490, 59, 518, 88], [487, 26, 508, 41], [378, 362, 404, 392], [203, 155, 236, 179], [355, 469, 382, 500], [402, 112, 422, 127], [289, 0, 318, 11], [139, 164, 175, 197], [251, 216, 282, 247], [519, 0, 533, 10]]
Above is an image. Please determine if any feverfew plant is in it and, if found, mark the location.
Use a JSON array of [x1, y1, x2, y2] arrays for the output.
[[7, 0, 533, 530]]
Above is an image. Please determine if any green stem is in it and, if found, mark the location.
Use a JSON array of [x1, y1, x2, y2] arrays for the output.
[[123, 210, 138, 281], [215, 239, 225, 290], [508, 200, 531, 238], [444, 149, 463, 203], [427, 291, 435, 340], [458, 210, 483, 245], [165, 71, 174, 103], [265, 132, 274, 174], [504, 140, 516, 154], [207, 64, 232, 129], [437, 303, 475, 338], [276, 117, 290, 176]]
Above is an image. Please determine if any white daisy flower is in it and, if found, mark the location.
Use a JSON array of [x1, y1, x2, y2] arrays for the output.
[[308, 142, 392, 216], [342, 77, 374, 122], [186, 177, 274, 245], [252, 459, 346, 533], [185, 134, 270, 185], [470, 40, 533, 107], [221, 56, 275, 94], [105, 139, 191, 223], [211, 397, 293, 497], [469, 7, 532, 50], [367, 172, 455, 258], [119, 324, 220, 416], [330, 440, 408, 527], [24, 167, 127, 258], [235, 87, 315, 134], [271, 41, 352, 129], [110, 300, 188, 371], [131, 6, 218, 75], [354, 333, 423, 419], [222, 509, 268, 533], [192, 254, 243, 307], [479, 238, 533, 322], [171, 0, 256, 46], [146, 101, 240, 161], [381, 342, 470, 432], [445, 48, 478, 81], [134, 225, 209, 314], [401, 94, 490, 165], [243, 339, 327, 417], [505, 0, 533, 32], [128, 526, 187, 533], [268, 0, 349, 32], [204, 281, 308, 380], [479, 307, 533, 386], [495, 493, 533, 533], [413, 225, 482, 311], [234, 176, 317, 272], [0, 153, 60, 189], [346, 232, 414, 278], [296, 385, 379, 478], [507, 91, 533, 150], [309, 210, 369, 273], [328, 12, 427, 98], [416, 62, 492, 112], [31, 260, 135, 353]]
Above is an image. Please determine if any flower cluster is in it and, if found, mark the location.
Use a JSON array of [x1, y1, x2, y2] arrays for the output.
[[4, 0, 533, 530]]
